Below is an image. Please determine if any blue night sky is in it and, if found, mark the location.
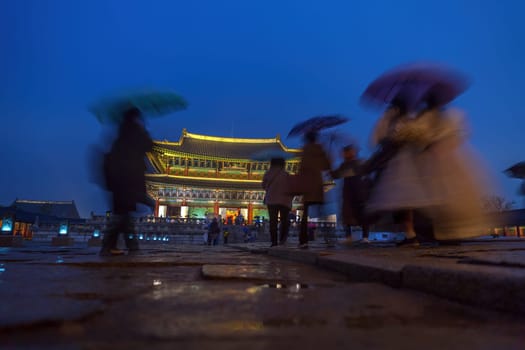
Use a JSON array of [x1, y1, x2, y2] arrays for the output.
[[1, 0, 524, 217]]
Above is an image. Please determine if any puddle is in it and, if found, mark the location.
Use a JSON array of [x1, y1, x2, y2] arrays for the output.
[[263, 316, 327, 327], [263, 283, 309, 289]]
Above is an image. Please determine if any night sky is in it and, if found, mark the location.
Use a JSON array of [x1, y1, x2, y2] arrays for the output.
[[1, 0, 524, 217]]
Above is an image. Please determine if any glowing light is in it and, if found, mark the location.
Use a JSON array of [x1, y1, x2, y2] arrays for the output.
[[93, 230, 100, 238], [0, 264, 5, 273], [58, 223, 68, 235], [1, 218, 13, 232], [153, 280, 162, 286], [139, 234, 144, 240]]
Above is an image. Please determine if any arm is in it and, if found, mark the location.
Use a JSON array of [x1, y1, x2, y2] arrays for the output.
[[331, 163, 344, 179]]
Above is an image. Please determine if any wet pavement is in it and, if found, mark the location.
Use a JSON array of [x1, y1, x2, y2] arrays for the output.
[[1, 242, 524, 349]]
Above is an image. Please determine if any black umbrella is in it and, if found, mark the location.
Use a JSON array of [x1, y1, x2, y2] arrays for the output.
[[504, 162, 525, 179], [287, 115, 349, 138]]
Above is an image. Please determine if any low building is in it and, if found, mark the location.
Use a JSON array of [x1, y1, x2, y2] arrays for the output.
[[0, 199, 85, 239]]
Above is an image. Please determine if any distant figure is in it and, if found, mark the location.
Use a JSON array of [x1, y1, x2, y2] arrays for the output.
[[262, 157, 294, 247], [223, 228, 230, 244], [297, 131, 332, 249], [208, 217, 221, 246], [331, 144, 370, 244], [100, 107, 153, 256]]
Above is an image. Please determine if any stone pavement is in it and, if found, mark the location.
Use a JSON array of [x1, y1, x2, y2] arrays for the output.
[[230, 238, 525, 315], [1, 241, 524, 349]]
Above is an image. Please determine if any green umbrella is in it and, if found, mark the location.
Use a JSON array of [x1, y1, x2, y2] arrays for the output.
[[89, 89, 188, 124]]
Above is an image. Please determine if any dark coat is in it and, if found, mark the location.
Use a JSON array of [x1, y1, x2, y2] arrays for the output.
[[298, 142, 332, 203], [332, 159, 368, 226], [104, 118, 153, 214]]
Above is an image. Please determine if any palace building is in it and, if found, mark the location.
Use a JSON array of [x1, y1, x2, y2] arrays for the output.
[[145, 129, 302, 224]]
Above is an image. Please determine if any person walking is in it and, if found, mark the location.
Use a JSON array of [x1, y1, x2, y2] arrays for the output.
[[365, 99, 430, 246], [331, 144, 370, 245], [208, 217, 221, 246], [100, 107, 153, 256], [415, 94, 495, 241], [296, 131, 332, 249], [262, 157, 294, 247]]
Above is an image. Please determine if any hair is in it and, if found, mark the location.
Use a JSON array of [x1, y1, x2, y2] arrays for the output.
[[270, 157, 286, 168], [424, 89, 440, 109], [390, 96, 408, 115], [122, 107, 142, 123], [304, 131, 318, 143], [343, 144, 356, 152]]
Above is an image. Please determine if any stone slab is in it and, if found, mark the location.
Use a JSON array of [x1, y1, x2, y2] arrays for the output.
[[267, 247, 319, 264], [317, 253, 404, 287], [51, 237, 75, 247], [201, 264, 301, 282], [402, 262, 525, 314]]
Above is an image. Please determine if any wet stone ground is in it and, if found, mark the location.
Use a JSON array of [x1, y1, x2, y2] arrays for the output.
[[1, 243, 524, 349]]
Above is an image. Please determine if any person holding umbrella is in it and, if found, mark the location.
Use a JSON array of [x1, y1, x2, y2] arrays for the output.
[[100, 107, 154, 255], [295, 131, 332, 249], [90, 89, 187, 255], [287, 115, 347, 249], [361, 63, 479, 245], [415, 92, 495, 241]]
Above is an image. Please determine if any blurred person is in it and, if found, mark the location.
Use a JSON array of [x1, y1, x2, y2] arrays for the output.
[[331, 144, 370, 245], [208, 217, 221, 246], [100, 107, 153, 256], [295, 131, 332, 249], [416, 94, 495, 241], [262, 157, 294, 247], [365, 99, 430, 246]]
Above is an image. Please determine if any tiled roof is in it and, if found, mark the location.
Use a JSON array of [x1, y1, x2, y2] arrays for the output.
[[12, 200, 81, 219], [153, 129, 301, 160], [0, 206, 85, 224], [146, 174, 263, 191]]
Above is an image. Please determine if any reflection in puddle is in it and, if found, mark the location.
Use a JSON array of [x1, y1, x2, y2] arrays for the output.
[[56, 256, 64, 264], [246, 283, 310, 295], [265, 283, 309, 290]]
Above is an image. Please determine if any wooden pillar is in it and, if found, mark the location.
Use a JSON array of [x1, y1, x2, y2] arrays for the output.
[[248, 203, 253, 224], [214, 201, 219, 216], [184, 157, 189, 176], [154, 199, 160, 217]]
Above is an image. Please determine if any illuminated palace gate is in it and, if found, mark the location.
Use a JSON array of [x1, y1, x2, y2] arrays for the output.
[[145, 129, 302, 224]]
